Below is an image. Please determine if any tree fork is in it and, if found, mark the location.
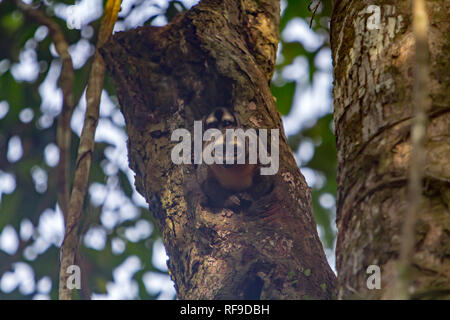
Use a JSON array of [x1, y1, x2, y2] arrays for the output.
[[101, 0, 335, 299]]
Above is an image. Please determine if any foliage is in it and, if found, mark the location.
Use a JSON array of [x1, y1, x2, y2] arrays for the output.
[[0, 0, 335, 299]]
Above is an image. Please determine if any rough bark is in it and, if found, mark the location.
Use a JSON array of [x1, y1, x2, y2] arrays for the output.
[[101, 0, 336, 299], [331, 0, 450, 299]]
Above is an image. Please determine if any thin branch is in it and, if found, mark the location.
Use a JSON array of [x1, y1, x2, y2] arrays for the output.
[[14, 0, 74, 221], [58, 0, 122, 300], [308, 0, 321, 28], [396, 0, 430, 300]]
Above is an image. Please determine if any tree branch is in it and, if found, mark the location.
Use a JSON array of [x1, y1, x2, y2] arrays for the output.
[[14, 0, 74, 222], [396, 0, 430, 299], [58, 0, 121, 300]]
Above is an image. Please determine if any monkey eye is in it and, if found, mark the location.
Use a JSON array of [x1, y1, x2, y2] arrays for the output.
[[206, 121, 218, 129], [222, 120, 234, 127]]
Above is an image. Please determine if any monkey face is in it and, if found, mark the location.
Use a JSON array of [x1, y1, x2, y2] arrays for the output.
[[198, 108, 274, 207], [202, 107, 245, 166], [203, 107, 239, 131]]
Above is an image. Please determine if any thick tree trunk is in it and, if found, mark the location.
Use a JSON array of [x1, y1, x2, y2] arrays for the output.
[[332, 0, 449, 299], [101, 0, 335, 299]]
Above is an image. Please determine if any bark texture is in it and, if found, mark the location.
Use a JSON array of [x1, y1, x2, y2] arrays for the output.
[[101, 0, 336, 299], [332, 0, 450, 299]]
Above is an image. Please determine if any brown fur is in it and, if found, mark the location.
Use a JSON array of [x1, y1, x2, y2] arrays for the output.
[[209, 164, 257, 192]]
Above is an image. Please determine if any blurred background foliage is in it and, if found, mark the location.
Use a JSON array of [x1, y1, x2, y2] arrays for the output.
[[0, 0, 335, 299]]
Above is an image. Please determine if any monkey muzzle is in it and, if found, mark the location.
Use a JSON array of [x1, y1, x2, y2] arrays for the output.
[[207, 134, 248, 167]]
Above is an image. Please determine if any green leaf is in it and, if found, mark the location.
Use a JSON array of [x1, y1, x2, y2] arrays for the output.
[[1, 11, 24, 33], [271, 81, 296, 115]]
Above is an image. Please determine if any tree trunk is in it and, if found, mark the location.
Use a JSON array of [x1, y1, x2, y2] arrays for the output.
[[101, 0, 336, 299], [332, 0, 449, 299]]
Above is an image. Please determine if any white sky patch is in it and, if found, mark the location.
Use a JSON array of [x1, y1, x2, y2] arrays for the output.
[[69, 38, 95, 69], [0, 171, 16, 201], [70, 91, 86, 136], [100, 209, 120, 230], [111, 237, 126, 255], [84, 226, 107, 250], [282, 18, 325, 52], [132, 188, 148, 208], [92, 255, 141, 299], [316, 171, 326, 189], [39, 60, 63, 117], [36, 276, 52, 294], [281, 56, 308, 81], [0, 59, 10, 75], [0, 262, 35, 295], [143, 271, 176, 299], [152, 239, 169, 272], [295, 138, 315, 165], [117, 199, 140, 222], [44, 143, 60, 167], [30, 165, 48, 194], [101, 159, 119, 176], [20, 218, 34, 242], [325, 245, 337, 275], [7, 135, 23, 163], [315, 47, 332, 71], [280, 21, 333, 136], [119, 0, 139, 17], [54, 0, 103, 30], [151, 15, 168, 27], [124, 219, 153, 243], [103, 188, 125, 211], [0, 100, 9, 119], [37, 206, 64, 247], [0, 271, 17, 293], [179, 0, 199, 8], [0, 225, 19, 255], [72, 89, 121, 137], [275, 41, 284, 66], [25, 38, 37, 51], [49, 43, 58, 58], [112, 108, 126, 127], [13, 262, 35, 295], [96, 184, 140, 227], [280, 0, 287, 15], [103, 143, 128, 171], [89, 182, 108, 206], [299, 167, 316, 187], [99, 90, 117, 117], [19, 108, 34, 123], [36, 114, 54, 130], [10, 48, 39, 82], [23, 206, 64, 261], [24, 238, 47, 261], [34, 25, 49, 42], [282, 70, 333, 135], [119, 0, 167, 29], [319, 193, 336, 209]]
